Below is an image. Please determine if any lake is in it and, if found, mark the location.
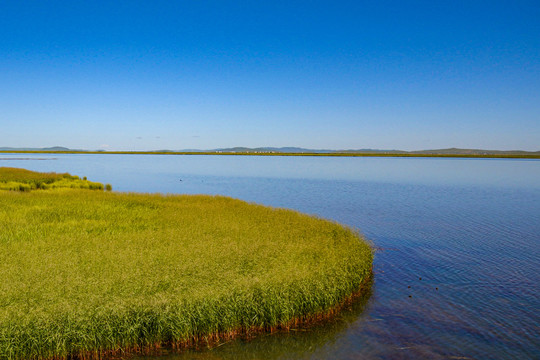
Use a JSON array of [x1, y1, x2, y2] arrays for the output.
[[2, 154, 539, 359]]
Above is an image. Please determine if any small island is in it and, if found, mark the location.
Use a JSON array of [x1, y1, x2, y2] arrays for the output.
[[0, 167, 373, 359]]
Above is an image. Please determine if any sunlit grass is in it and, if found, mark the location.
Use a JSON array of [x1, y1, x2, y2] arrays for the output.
[[0, 167, 110, 192], [0, 170, 372, 359]]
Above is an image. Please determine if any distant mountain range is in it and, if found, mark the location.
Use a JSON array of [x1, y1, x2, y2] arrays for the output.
[[1, 146, 539, 156]]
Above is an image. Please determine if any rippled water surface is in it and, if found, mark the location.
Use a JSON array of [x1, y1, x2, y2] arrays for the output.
[[2, 154, 539, 359]]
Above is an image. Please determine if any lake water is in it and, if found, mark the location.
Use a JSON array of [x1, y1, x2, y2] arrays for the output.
[[2, 154, 539, 359]]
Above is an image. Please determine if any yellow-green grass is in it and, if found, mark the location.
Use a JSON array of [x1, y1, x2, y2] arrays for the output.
[[0, 189, 372, 359], [0, 167, 109, 192]]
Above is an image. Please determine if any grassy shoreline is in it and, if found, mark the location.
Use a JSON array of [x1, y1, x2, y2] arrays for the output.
[[76, 274, 374, 359], [1, 150, 539, 159], [0, 168, 373, 359], [0, 167, 110, 192]]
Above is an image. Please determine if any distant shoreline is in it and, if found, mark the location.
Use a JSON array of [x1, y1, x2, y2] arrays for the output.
[[1, 150, 539, 159]]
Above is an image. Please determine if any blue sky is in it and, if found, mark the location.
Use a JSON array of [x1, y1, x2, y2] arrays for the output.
[[1, 1, 539, 151]]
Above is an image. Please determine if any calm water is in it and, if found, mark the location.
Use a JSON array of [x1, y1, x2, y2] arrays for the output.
[[2, 154, 539, 359]]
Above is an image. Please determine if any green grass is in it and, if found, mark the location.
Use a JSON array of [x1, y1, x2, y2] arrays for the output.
[[0, 175, 373, 359], [0, 167, 109, 192]]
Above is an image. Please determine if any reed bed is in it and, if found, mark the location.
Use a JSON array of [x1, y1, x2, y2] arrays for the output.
[[0, 179, 372, 359], [0, 167, 108, 191]]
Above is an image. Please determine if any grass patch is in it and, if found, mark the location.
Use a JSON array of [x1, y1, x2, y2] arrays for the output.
[[0, 167, 106, 192], [0, 188, 372, 359]]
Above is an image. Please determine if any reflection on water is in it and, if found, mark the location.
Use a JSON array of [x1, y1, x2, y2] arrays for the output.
[[2, 154, 539, 359]]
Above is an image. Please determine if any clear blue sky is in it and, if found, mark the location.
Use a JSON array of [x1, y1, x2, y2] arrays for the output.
[[1, 1, 539, 151]]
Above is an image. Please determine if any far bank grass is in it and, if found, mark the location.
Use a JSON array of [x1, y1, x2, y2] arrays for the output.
[[0, 167, 110, 192], [0, 189, 372, 359], [2, 150, 539, 159]]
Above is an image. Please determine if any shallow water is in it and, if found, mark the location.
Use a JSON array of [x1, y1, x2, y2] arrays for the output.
[[2, 154, 539, 359]]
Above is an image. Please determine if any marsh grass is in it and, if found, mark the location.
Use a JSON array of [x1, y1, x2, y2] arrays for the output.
[[0, 167, 105, 192], [0, 186, 372, 359]]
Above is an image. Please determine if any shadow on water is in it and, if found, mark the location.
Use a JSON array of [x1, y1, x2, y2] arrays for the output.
[[130, 282, 374, 360]]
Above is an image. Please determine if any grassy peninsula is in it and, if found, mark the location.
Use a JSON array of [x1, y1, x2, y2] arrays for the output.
[[0, 167, 110, 192], [0, 168, 373, 359]]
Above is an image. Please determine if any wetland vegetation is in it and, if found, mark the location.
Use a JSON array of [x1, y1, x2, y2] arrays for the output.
[[0, 168, 373, 359], [0, 167, 109, 192]]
